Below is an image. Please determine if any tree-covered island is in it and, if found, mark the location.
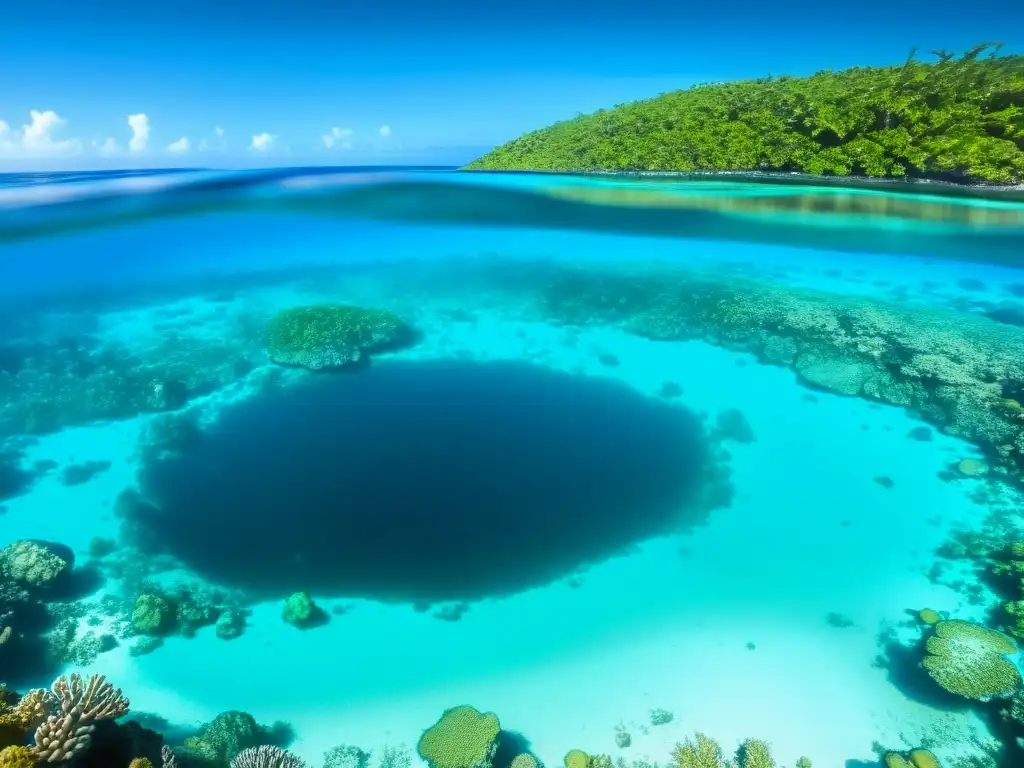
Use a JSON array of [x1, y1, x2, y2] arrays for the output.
[[465, 44, 1024, 185]]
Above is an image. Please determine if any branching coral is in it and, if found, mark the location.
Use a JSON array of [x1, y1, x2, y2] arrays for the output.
[[230, 745, 306, 768], [736, 739, 776, 768], [416, 706, 501, 768], [672, 734, 780, 768], [31, 674, 129, 762], [922, 619, 1021, 700], [671, 734, 725, 768]]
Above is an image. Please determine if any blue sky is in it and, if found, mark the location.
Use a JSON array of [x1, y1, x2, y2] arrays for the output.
[[0, 0, 1020, 169]]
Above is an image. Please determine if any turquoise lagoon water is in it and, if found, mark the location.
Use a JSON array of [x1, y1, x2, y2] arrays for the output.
[[3, 168, 1024, 768]]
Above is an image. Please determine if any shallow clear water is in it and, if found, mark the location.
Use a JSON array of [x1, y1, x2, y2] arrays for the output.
[[3, 168, 1024, 768]]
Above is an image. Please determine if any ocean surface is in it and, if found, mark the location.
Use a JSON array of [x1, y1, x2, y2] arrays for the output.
[[3, 166, 1024, 768]]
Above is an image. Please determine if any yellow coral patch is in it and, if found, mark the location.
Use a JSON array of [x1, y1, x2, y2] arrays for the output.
[[564, 750, 589, 768], [956, 458, 988, 477], [918, 608, 940, 625], [672, 734, 724, 768], [129, 759, 155, 768], [738, 739, 775, 768], [883, 754, 912, 768], [0, 746, 37, 768], [908, 750, 942, 768], [416, 706, 501, 768], [510, 756, 537, 768]]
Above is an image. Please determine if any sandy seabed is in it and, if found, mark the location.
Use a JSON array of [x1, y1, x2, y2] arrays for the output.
[[2, 274, 1008, 768]]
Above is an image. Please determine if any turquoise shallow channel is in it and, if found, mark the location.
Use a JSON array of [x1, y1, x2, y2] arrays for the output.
[[3, 167, 1024, 768]]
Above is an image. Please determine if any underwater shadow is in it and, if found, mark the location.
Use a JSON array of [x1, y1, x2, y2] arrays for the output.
[[130, 359, 713, 602], [0, 449, 34, 502], [493, 730, 534, 768], [877, 635, 972, 712]]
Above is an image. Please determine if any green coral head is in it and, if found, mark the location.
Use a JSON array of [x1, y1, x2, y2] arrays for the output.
[[671, 734, 723, 768], [922, 619, 1021, 700], [266, 304, 412, 371], [563, 751, 589, 768], [417, 705, 501, 768], [510, 755, 538, 768], [907, 749, 942, 768], [737, 739, 775, 768]]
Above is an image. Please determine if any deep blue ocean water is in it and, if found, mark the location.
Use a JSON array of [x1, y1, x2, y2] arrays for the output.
[[3, 167, 1024, 768]]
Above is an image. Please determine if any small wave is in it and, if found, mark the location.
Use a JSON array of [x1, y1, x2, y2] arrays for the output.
[[0, 166, 1021, 265]]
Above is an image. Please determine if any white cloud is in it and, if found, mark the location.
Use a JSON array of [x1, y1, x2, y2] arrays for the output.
[[93, 137, 119, 157], [322, 126, 353, 149], [128, 113, 150, 152], [378, 124, 391, 137], [167, 136, 190, 153], [0, 110, 82, 158], [250, 132, 275, 151], [215, 126, 224, 137]]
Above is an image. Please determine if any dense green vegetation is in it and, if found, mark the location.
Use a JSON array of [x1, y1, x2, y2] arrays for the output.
[[466, 44, 1024, 184]]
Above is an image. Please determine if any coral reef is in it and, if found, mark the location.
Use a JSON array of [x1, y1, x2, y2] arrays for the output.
[[230, 745, 305, 768], [416, 706, 501, 768], [131, 594, 174, 636], [32, 673, 130, 762], [671, 734, 723, 768], [266, 305, 413, 370], [921, 619, 1021, 700], [322, 744, 370, 768], [510, 261, 1024, 480], [563, 751, 588, 768], [0, 542, 71, 591], [671, 734, 780, 768], [0, 746, 36, 768], [736, 740, 775, 768], [509, 756, 537, 768], [214, 609, 247, 640], [182, 711, 282, 766], [0, 333, 254, 438], [991, 541, 1024, 640], [649, 709, 674, 726], [918, 608, 941, 625], [884, 750, 944, 768], [282, 593, 318, 628]]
